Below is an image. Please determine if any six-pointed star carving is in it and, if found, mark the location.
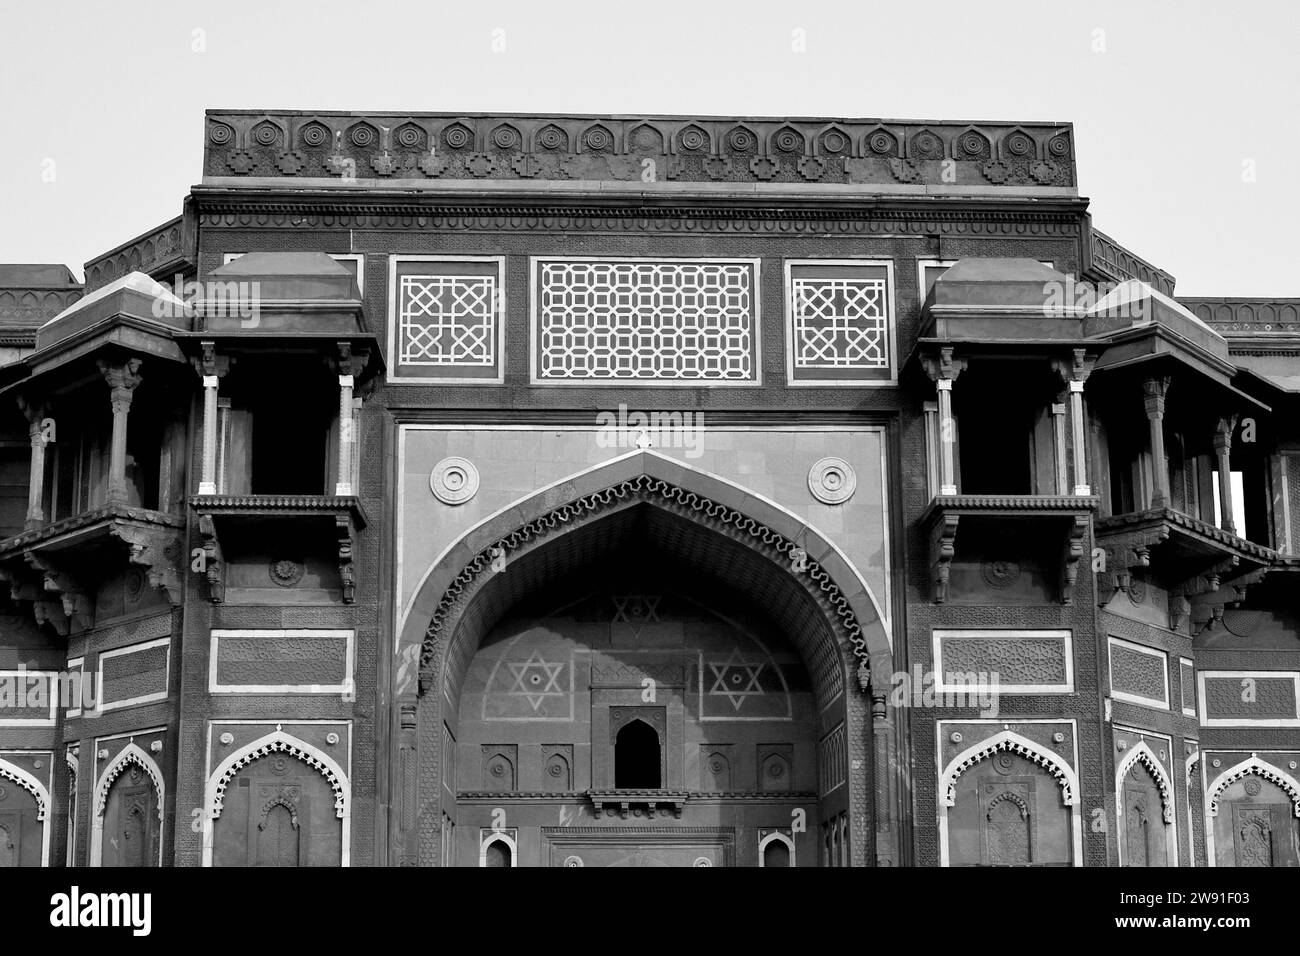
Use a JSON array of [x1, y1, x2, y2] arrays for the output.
[[506, 652, 566, 710]]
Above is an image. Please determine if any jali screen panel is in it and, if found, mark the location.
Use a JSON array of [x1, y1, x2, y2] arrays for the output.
[[785, 260, 895, 385], [389, 256, 505, 383], [533, 258, 759, 383]]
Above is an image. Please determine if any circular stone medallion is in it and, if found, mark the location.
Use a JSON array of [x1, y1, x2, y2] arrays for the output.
[[430, 457, 480, 505], [808, 457, 857, 505]]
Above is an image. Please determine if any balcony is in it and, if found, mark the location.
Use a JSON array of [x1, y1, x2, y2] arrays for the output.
[[922, 494, 1097, 604], [0, 505, 183, 634], [191, 494, 366, 603], [1095, 506, 1277, 632]]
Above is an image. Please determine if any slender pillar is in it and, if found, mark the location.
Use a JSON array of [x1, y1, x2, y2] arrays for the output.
[[336, 374, 355, 497], [1142, 377, 1171, 509], [1051, 402, 1069, 495], [18, 397, 48, 530], [199, 375, 219, 496], [193, 341, 230, 496], [923, 347, 966, 498], [99, 359, 143, 506], [1214, 415, 1238, 534], [1069, 380, 1090, 496]]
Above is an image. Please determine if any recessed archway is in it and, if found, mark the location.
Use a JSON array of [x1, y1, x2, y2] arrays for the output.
[[397, 452, 893, 867]]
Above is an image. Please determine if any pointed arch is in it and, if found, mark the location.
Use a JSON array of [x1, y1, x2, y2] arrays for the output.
[[1116, 742, 1175, 824], [1206, 754, 1300, 818], [201, 728, 351, 867], [0, 758, 49, 821], [1115, 740, 1177, 866], [1203, 753, 1300, 868], [939, 730, 1079, 808], [0, 756, 51, 866], [90, 743, 165, 867], [93, 743, 164, 821], [479, 831, 518, 867], [758, 831, 796, 866], [401, 449, 891, 691], [936, 728, 1082, 868]]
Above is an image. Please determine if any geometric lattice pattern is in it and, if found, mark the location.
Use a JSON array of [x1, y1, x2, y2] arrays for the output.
[[791, 277, 888, 369], [538, 260, 754, 380], [399, 275, 497, 366]]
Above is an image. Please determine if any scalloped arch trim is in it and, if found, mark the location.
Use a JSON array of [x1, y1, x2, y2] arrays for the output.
[[421, 471, 876, 679], [210, 730, 347, 819], [0, 759, 49, 821], [1207, 755, 1300, 818], [1116, 741, 1175, 824], [94, 743, 165, 820], [940, 730, 1079, 808]]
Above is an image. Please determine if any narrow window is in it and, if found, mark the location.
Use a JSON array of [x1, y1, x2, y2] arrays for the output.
[[614, 719, 661, 789]]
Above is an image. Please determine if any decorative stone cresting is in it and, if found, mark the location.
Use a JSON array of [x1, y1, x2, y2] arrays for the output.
[[420, 472, 872, 683], [941, 729, 1077, 808], [1116, 741, 1174, 824], [0, 760, 48, 821], [211, 733, 346, 819], [95, 744, 165, 820], [1207, 754, 1300, 818]]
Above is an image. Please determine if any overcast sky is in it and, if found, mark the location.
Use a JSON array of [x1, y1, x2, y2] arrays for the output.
[[1, 0, 1296, 296]]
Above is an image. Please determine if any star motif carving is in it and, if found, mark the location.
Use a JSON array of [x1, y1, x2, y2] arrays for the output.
[[707, 650, 766, 710], [505, 653, 565, 711]]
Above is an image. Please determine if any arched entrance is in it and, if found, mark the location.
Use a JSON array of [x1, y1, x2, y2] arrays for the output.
[[394, 452, 894, 867]]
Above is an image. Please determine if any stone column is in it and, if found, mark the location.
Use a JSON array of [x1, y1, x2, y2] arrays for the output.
[[193, 342, 230, 497], [336, 373, 354, 497], [99, 359, 143, 506], [1051, 402, 1069, 495], [18, 397, 48, 530], [199, 374, 219, 496], [1214, 415, 1238, 534], [1069, 380, 1090, 496], [923, 347, 965, 497], [1052, 349, 1094, 497], [1142, 377, 1171, 509]]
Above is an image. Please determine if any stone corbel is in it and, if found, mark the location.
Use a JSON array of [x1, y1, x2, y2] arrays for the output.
[[1096, 528, 1170, 605], [1168, 591, 1191, 633], [930, 513, 960, 603], [23, 553, 92, 632], [920, 346, 967, 384], [1185, 562, 1267, 635], [33, 599, 71, 637], [1061, 514, 1089, 604], [336, 513, 356, 604], [197, 513, 225, 603], [108, 524, 184, 605], [331, 340, 370, 379], [1049, 348, 1096, 388]]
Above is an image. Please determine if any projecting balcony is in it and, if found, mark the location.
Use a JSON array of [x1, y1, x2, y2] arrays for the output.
[[189, 493, 366, 603], [586, 789, 690, 820], [921, 494, 1098, 605], [1095, 506, 1278, 631], [0, 505, 184, 634]]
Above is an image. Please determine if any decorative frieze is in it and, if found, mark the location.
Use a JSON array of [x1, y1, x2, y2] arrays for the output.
[[203, 112, 1076, 189]]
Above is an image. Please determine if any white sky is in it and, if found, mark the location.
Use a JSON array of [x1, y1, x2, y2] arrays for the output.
[[1, 0, 1296, 296]]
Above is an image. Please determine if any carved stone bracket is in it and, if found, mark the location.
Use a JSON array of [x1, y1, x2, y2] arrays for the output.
[[587, 790, 689, 820], [1061, 514, 1089, 604], [923, 496, 1098, 605], [336, 513, 357, 604], [23, 553, 93, 632], [1097, 527, 1171, 605], [196, 513, 225, 603], [109, 522, 184, 604], [189, 495, 364, 605], [931, 513, 960, 604]]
